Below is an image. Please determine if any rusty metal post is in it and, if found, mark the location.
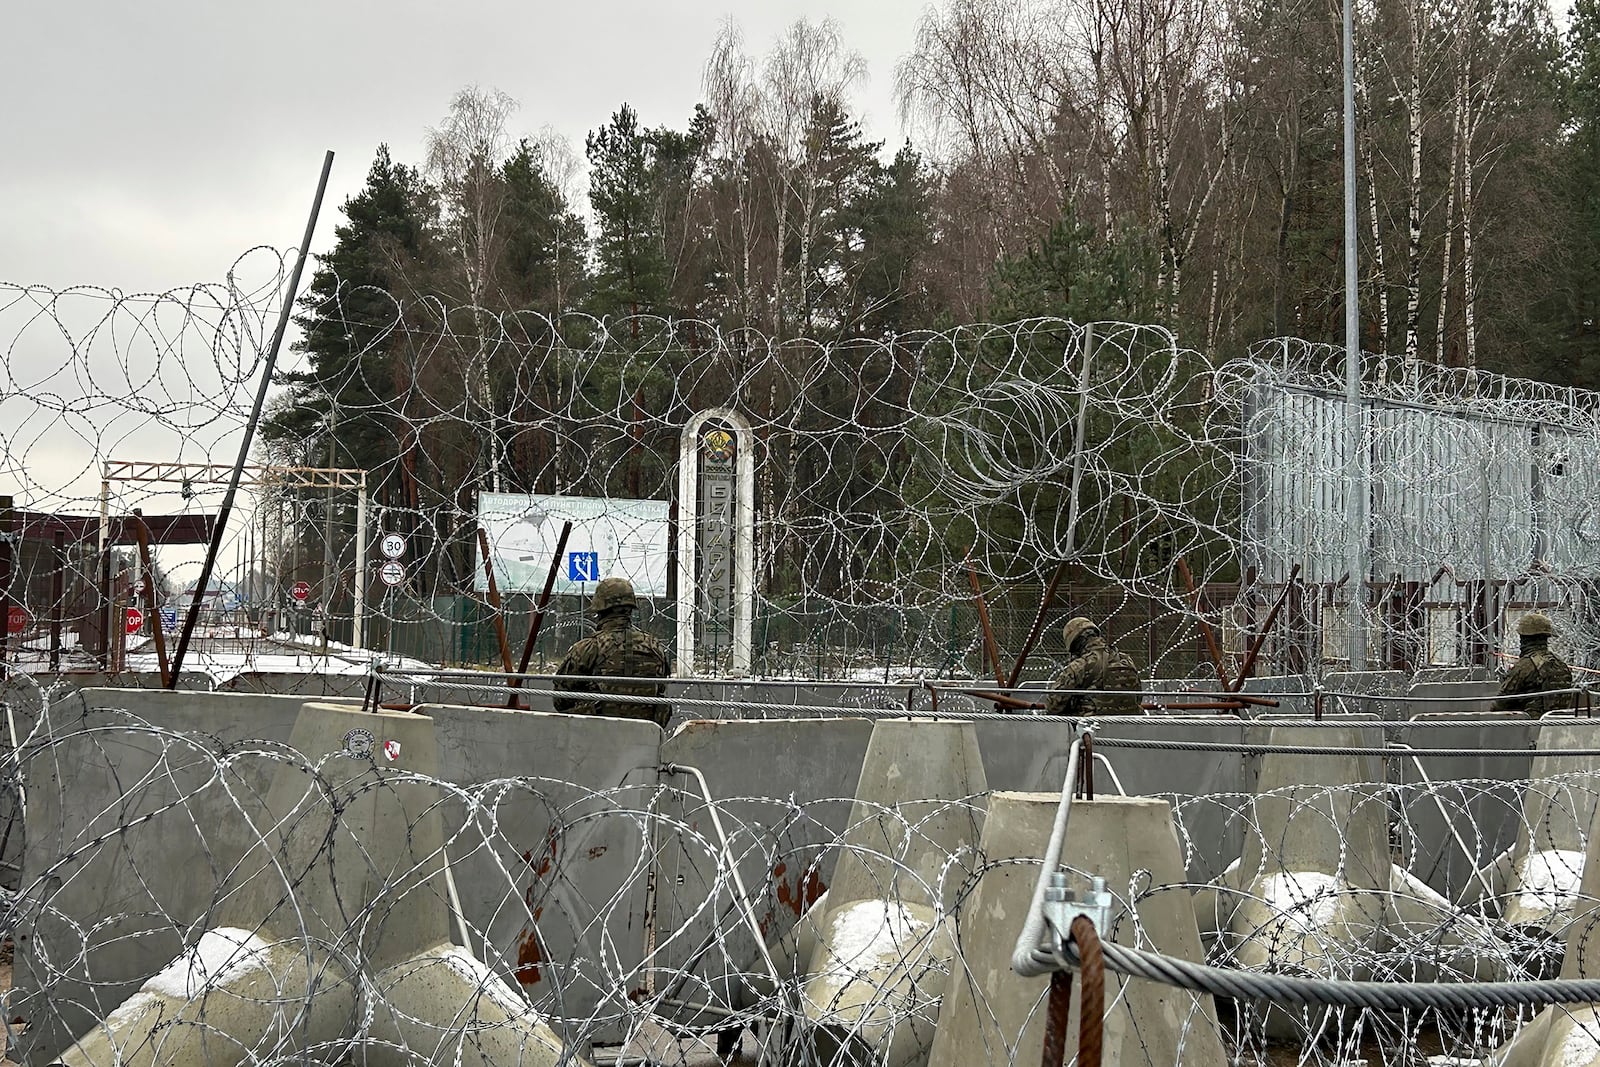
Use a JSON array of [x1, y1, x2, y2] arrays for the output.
[[50, 529, 65, 671], [475, 527, 516, 675], [132, 511, 171, 688], [1176, 556, 1233, 689], [508, 520, 573, 708], [930, 683, 1043, 710], [1233, 562, 1302, 691], [1142, 700, 1250, 712], [0, 495, 12, 670], [1008, 559, 1070, 688], [111, 590, 124, 675], [966, 554, 1007, 689], [969, 688, 1044, 711], [98, 537, 113, 668]]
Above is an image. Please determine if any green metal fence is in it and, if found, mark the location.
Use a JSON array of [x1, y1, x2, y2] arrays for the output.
[[331, 583, 1237, 682]]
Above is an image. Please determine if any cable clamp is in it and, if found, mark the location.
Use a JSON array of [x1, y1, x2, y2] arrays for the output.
[[1041, 871, 1112, 951]]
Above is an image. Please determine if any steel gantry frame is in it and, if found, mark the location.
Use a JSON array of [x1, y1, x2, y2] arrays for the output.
[[98, 459, 371, 651]]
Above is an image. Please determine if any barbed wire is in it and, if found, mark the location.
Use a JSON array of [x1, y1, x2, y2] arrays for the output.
[[14, 250, 1600, 1067], [9, 255, 1600, 682], [7, 688, 1600, 1065]]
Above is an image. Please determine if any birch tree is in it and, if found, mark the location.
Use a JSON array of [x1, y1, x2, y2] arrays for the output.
[[899, 0, 1235, 328], [426, 86, 518, 490]]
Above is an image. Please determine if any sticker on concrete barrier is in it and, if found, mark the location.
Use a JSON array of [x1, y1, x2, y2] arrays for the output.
[[342, 728, 375, 759], [382, 739, 401, 761]]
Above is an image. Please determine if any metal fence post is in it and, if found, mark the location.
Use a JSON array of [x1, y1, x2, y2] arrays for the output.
[[0, 496, 13, 670]]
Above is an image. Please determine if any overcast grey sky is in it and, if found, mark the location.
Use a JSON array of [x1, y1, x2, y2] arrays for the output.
[[0, 0, 931, 535], [0, 0, 929, 296]]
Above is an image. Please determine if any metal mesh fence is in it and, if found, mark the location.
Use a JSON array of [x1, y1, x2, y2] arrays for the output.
[[7, 251, 1600, 686]]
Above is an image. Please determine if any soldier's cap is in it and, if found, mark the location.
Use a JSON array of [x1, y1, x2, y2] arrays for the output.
[[1518, 612, 1556, 638], [1062, 616, 1099, 652], [590, 577, 637, 613]]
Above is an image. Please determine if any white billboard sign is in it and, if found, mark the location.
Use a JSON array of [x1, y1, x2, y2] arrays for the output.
[[475, 493, 670, 597]]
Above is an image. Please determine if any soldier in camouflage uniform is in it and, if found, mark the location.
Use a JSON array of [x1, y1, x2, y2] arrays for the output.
[[1492, 612, 1574, 716], [553, 577, 673, 728], [1044, 617, 1143, 716]]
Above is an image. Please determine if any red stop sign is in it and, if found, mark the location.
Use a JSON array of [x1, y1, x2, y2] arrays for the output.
[[125, 607, 144, 635], [5, 604, 27, 635], [291, 580, 312, 602]]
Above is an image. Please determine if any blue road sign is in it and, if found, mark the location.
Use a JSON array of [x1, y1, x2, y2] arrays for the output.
[[567, 551, 600, 582], [159, 608, 178, 632]]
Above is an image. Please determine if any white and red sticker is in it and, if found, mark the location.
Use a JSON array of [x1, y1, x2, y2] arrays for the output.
[[382, 739, 402, 762]]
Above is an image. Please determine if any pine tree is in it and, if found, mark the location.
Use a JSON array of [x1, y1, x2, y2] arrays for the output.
[[499, 138, 589, 314], [854, 142, 935, 336], [586, 105, 672, 320], [988, 206, 1160, 324], [1557, 0, 1600, 385], [265, 144, 434, 475], [793, 96, 884, 336]]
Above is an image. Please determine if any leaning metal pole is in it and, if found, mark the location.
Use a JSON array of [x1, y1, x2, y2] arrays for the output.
[[1342, 0, 1368, 669], [353, 473, 367, 650], [168, 150, 335, 687]]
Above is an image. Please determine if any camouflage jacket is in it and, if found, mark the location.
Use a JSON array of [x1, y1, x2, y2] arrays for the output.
[[1044, 636, 1143, 716], [553, 615, 672, 728], [1492, 644, 1574, 716]]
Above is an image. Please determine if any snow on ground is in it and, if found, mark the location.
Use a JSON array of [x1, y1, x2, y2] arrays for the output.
[[3, 631, 438, 685], [18, 633, 80, 651], [115, 631, 437, 685], [102, 991, 160, 1031], [438, 945, 541, 1020], [822, 900, 931, 969], [143, 928, 273, 998], [840, 665, 945, 683], [1560, 1009, 1600, 1067], [1517, 849, 1585, 913], [1258, 871, 1343, 933], [1391, 866, 1450, 908], [754, 664, 961, 684]]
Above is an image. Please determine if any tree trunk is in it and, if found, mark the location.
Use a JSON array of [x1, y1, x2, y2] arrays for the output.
[[1361, 106, 1389, 356], [1436, 65, 1465, 364], [1160, 137, 1179, 319], [1403, 0, 1424, 369], [774, 185, 789, 339], [1206, 208, 1223, 352], [798, 171, 819, 335], [1274, 143, 1296, 337], [1461, 124, 1478, 369]]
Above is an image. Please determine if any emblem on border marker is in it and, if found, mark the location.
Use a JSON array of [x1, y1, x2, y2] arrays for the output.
[[382, 739, 402, 762], [342, 728, 375, 760], [703, 428, 735, 462]]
